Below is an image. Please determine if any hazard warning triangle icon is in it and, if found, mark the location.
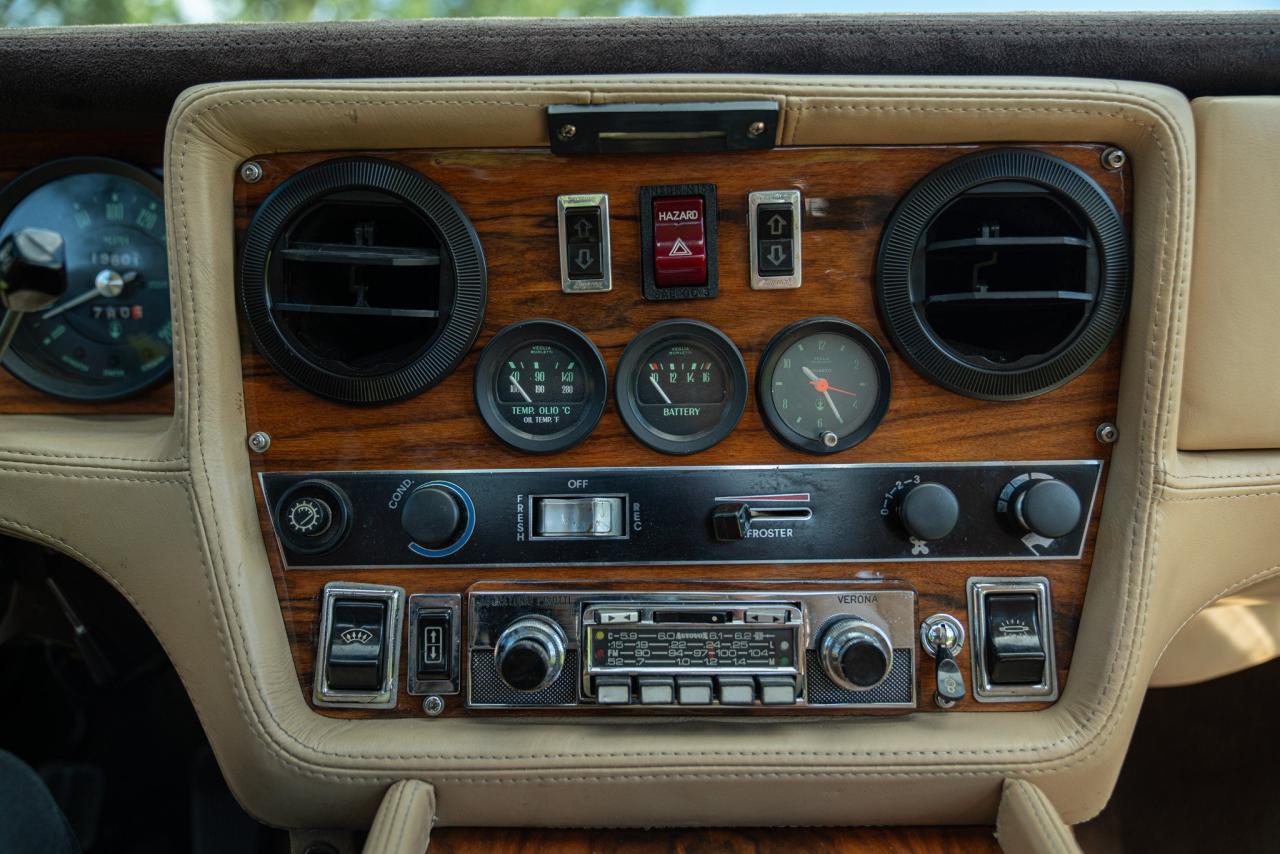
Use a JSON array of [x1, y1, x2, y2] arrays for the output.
[[668, 238, 693, 257]]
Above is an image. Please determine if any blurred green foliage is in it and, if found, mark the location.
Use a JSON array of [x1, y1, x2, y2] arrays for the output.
[[1, 0, 685, 26]]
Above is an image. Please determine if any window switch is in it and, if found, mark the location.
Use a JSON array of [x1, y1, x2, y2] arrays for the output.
[[415, 610, 453, 679], [557, 194, 611, 293], [749, 190, 802, 289]]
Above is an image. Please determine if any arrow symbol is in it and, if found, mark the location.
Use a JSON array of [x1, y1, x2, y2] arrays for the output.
[[574, 248, 595, 269], [766, 244, 786, 265], [766, 213, 787, 236], [573, 219, 593, 240]]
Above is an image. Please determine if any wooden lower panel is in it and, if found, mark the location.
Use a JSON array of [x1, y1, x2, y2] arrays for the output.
[[239, 143, 1124, 719], [428, 825, 1000, 853]]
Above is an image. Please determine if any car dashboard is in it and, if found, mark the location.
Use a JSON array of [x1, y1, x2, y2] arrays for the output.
[[0, 16, 1278, 847]]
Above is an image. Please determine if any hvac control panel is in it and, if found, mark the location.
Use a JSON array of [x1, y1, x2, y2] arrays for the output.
[[263, 461, 1101, 568]]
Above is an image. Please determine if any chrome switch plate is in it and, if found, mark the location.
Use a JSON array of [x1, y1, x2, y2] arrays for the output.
[[557, 193, 612, 293], [748, 189, 802, 290], [313, 581, 405, 710]]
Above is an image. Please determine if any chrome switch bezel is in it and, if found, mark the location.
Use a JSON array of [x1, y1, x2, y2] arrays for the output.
[[967, 576, 1058, 703], [313, 581, 405, 710]]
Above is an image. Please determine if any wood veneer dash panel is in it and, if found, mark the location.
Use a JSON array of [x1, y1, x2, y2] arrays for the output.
[[237, 143, 1126, 719]]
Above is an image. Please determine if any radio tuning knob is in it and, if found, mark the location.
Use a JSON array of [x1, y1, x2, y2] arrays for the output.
[[819, 618, 893, 691], [494, 616, 567, 692], [1003, 475, 1082, 539], [896, 482, 959, 542]]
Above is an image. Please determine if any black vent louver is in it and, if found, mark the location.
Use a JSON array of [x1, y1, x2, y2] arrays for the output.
[[240, 158, 487, 404], [876, 148, 1129, 401]]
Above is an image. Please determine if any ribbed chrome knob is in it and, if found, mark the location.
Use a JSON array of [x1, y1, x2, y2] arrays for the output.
[[494, 616, 567, 692], [819, 618, 893, 691]]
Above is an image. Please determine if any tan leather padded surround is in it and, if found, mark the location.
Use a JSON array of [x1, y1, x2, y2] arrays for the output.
[[996, 779, 1080, 854], [362, 780, 435, 854], [5, 76, 1269, 832], [1180, 97, 1280, 451]]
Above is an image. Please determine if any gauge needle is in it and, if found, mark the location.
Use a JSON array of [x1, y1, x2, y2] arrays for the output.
[[41, 269, 138, 320], [801, 365, 844, 424], [648, 374, 673, 405], [508, 372, 532, 403]]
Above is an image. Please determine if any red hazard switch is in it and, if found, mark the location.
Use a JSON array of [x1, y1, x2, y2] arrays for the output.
[[652, 196, 707, 287]]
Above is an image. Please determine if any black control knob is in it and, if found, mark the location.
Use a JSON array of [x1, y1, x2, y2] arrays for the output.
[[401, 485, 466, 548], [284, 495, 332, 538], [494, 617, 567, 692], [897, 482, 959, 541], [1005, 476, 1082, 539], [274, 479, 350, 555], [819, 618, 893, 691]]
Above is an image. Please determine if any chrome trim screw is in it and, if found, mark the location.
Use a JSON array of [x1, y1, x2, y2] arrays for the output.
[[1101, 148, 1126, 170], [239, 161, 263, 183], [247, 431, 271, 453], [1096, 422, 1119, 444], [556, 124, 577, 142], [748, 121, 767, 137], [423, 695, 445, 717]]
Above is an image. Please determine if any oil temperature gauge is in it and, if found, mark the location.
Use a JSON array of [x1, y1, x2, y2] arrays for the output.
[[474, 319, 607, 453]]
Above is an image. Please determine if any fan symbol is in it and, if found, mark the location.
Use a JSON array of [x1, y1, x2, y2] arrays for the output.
[[910, 537, 930, 556]]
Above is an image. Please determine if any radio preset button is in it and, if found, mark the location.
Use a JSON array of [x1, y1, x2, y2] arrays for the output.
[[595, 676, 632, 705], [594, 609, 640, 625], [757, 675, 798, 705], [717, 676, 756, 705], [638, 676, 676, 705], [745, 608, 790, 625], [676, 676, 714, 705]]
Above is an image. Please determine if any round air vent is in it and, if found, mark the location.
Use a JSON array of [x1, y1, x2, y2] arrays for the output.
[[875, 148, 1129, 400], [239, 157, 487, 404]]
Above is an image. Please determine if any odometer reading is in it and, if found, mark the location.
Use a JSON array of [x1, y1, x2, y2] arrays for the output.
[[0, 159, 171, 401], [589, 626, 796, 671], [474, 319, 607, 453]]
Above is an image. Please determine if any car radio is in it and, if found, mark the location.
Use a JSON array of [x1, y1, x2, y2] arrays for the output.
[[466, 586, 918, 710]]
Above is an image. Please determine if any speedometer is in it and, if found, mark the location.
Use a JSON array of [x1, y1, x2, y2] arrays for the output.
[[0, 158, 171, 401]]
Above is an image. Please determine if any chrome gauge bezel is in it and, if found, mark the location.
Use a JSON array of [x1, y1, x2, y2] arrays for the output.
[[0, 157, 171, 401], [756, 316, 892, 455], [474, 319, 607, 454], [615, 318, 747, 455]]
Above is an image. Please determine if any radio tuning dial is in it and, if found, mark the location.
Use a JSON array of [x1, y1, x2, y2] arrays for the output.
[[896, 481, 959, 542], [494, 616, 567, 692], [819, 618, 893, 691]]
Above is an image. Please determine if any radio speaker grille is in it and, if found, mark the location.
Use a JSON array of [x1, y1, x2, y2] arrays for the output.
[[469, 650, 580, 707], [805, 648, 915, 706]]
